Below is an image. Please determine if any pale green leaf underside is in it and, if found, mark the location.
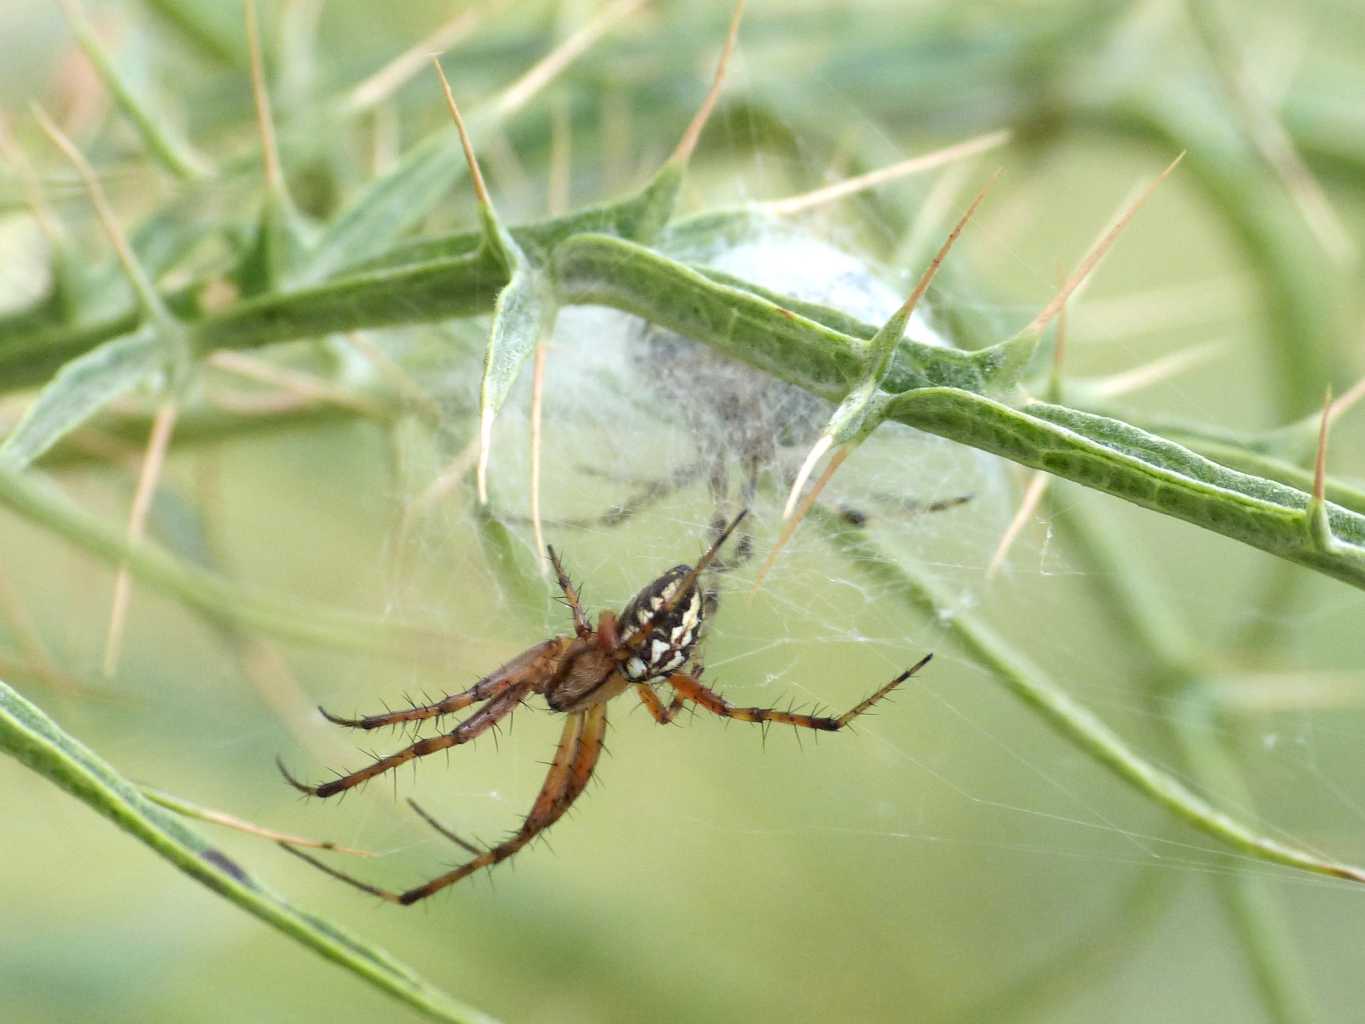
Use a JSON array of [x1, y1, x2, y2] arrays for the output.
[[0, 679, 498, 1024], [482, 264, 555, 419], [1, 326, 161, 470]]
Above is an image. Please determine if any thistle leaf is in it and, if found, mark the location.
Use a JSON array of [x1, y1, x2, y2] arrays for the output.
[[0, 326, 161, 469], [477, 262, 557, 502]]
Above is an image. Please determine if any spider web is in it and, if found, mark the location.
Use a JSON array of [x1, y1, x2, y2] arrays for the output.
[[376, 182, 1349, 824], [3, 4, 1364, 1024], [306, 46, 1365, 1021]]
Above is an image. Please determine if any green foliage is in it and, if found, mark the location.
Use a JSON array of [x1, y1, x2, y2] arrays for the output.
[[0, 680, 493, 1024], [2, 1, 1364, 1022]]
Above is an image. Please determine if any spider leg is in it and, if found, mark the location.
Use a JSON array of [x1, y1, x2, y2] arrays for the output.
[[734, 451, 760, 566], [279, 841, 407, 903], [281, 705, 608, 905], [837, 491, 973, 528], [575, 460, 705, 491], [635, 682, 686, 724], [506, 460, 707, 531], [588, 459, 706, 527], [703, 455, 761, 615], [665, 653, 932, 732], [705, 514, 752, 576], [280, 683, 531, 797], [315, 640, 560, 731], [406, 799, 484, 856], [409, 704, 607, 901], [893, 493, 974, 515], [545, 546, 591, 638]]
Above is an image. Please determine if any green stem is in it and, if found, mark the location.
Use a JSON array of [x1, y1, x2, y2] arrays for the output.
[[886, 391, 1365, 587], [0, 680, 498, 1024], [953, 868, 1177, 1024], [1175, 688, 1317, 1023], [7, 227, 1365, 590], [0, 465, 451, 662], [813, 507, 1365, 886], [1053, 486, 1315, 1023]]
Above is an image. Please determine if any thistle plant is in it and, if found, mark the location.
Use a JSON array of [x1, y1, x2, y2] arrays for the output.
[[2, 2, 1363, 1022]]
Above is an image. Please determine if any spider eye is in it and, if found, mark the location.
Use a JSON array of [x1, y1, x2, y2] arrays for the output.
[[619, 565, 704, 682]]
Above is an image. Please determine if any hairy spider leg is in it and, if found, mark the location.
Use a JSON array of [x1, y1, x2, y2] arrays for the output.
[[834, 491, 973, 528], [406, 799, 485, 856], [526, 451, 759, 558], [315, 535, 606, 734], [401, 701, 607, 903], [660, 652, 933, 731], [546, 544, 592, 638], [497, 460, 709, 533], [635, 681, 688, 724], [281, 703, 608, 903], [279, 683, 532, 797], [689, 455, 762, 621], [893, 493, 974, 515], [567, 446, 973, 552], [313, 640, 559, 732], [567, 459, 710, 528], [706, 449, 762, 573]]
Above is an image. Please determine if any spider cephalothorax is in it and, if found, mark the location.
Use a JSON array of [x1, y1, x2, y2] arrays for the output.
[[279, 511, 930, 905], [542, 561, 704, 713]]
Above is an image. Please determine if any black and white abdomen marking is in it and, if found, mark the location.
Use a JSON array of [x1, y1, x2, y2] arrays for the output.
[[618, 565, 704, 682]]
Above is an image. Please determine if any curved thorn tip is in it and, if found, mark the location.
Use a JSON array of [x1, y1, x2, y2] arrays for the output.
[[1029, 151, 1184, 335], [671, 0, 746, 165], [784, 435, 832, 520], [245, 0, 284, 192], [1314, 384, 1332, 505], [894, 168, 1000, 324], [432, 57, 490, 207]]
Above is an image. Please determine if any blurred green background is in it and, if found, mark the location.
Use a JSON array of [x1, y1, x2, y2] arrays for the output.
[[3, 1, 1365, 1022]]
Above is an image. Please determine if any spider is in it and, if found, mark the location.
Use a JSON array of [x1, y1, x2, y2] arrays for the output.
[[277, 511, 931, 905]]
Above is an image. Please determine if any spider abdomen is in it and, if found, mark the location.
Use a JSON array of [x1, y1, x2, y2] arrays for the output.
[[618, 564, 704, 682]]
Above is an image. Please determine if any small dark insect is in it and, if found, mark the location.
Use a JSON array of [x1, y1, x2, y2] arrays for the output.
[[278, 511, 931, 905]]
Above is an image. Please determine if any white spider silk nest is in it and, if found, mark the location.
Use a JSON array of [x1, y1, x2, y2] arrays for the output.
[[485, 225, 1015, 598]]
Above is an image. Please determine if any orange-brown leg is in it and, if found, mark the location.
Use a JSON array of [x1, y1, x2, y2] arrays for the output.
[[546, 546, 592, 638], [665, 653, 932, 731], [636, 682, 686, 724], [281, 704, 608, 904], [397, 702, 608, 903], [314, 640, 559, 732], [279, 683, 530, 797]]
